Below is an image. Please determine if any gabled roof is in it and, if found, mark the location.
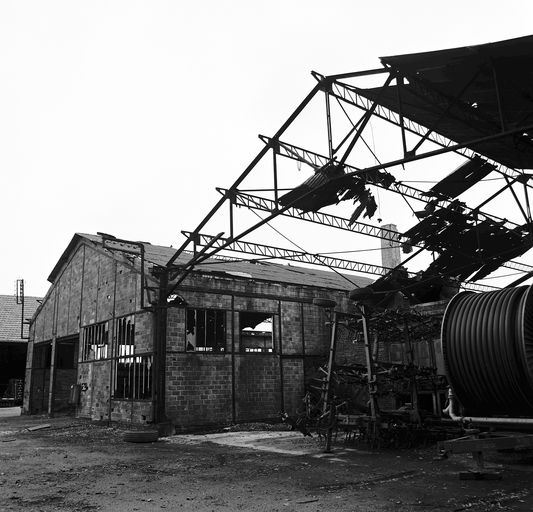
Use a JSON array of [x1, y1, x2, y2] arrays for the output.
[[0, 295, 41, 343], [50, 233, 372, 292], [358, 35, 533, 169]]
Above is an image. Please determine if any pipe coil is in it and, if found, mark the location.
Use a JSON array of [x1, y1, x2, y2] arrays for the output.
[[442, 286, 533, 416]]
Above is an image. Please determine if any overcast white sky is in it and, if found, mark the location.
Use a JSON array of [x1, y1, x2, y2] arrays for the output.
[[2, 1, 533, 297]]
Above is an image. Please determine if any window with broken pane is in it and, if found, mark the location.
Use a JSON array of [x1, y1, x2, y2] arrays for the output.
[[115, 315, 135, 357], [240, 312, 274, 353], [80, 321, 109, 361], [113, 355, 152, 400], [186, 308, 226, 352]]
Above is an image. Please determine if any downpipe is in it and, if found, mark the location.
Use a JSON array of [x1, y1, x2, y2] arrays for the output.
[[443, 388, 533, 426]]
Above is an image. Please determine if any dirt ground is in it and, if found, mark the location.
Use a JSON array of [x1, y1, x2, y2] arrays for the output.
[[1, 409, 533, 512]]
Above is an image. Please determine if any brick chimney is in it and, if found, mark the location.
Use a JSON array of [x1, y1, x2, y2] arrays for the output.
[[380, 224, 401, 269]]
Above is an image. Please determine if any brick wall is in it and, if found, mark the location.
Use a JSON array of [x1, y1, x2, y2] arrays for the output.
[[77, 361, 92, 417], [280, 302, 302, 355], [166, 353, 233, 428], [26, 241, 155, 421], [301, 303, 329, 355], [134, 311, 154, 354], [89, 360, 111, 421], [163, 281, 344, 428], [282, 359, 305, 415], [234, 354, 281, 421], [67, 247, 84, 334], [110, 400, 152, 424], [56, 265, 71, 337]]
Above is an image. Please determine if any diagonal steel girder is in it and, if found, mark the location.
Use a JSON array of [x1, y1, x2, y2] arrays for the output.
[[218, 188, 399, 240], [322, 75, 526, 181], [182, 231, 498, 293], [220, 188, 533, 276]]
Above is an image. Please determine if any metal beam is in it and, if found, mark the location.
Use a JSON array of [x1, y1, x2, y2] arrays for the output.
[[338, 74, 394, 166], [183, 231, 395, 277], [220, 188, 533, 274], [166, 80, 324, 268], [324, 77, 527, 181], [217, 188, 398, 241], [264, 136, 520, 229], [181, 231, 498, 293]]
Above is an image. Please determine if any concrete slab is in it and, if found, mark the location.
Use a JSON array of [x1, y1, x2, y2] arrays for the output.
[[164, 430, 374, 461], [0, 406, 21, 418]]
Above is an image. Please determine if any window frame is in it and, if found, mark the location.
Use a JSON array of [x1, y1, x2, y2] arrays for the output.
[[113, 353, 153, 400], [115, 314, 135, 358], [80, 321, 110, 361], [185, 308, 227, 353], [239, 311, 276, 354]]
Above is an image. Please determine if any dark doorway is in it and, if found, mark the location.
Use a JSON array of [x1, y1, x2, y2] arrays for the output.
[[0, 342, 27, 405], [30, 342, 52, 414], [53, 337, 79, 414]]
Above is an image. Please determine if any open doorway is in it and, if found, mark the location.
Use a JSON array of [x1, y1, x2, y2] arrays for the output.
[[53, 337, 79, 414]]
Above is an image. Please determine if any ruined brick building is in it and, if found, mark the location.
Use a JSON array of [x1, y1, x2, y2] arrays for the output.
[[23, 233, 371, 428]]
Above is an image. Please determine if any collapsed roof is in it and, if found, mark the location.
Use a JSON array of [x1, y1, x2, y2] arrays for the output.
[[362, 35, 533, 169], [134, 36, 533, 307]]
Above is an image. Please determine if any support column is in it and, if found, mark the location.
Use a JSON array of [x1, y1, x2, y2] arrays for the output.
[[153, 270, 168, 425], [47, 336, 57, 416], [47, 288, 59, 416]]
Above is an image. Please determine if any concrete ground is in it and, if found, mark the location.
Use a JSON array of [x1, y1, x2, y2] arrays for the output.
[[1, 414, 532, 511]]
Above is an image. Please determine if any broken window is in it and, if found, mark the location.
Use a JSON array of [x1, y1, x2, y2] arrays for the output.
[[186, 309, 226, 352], [111, 315, 152, 399], [240, 312, 274, 353], [113, 355, 152, 400], [81, 321, 109, 361], [116, 315, 135, 357]]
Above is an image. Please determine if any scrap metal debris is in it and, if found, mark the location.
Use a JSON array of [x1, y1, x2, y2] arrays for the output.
[[279, 162, 394, 223]]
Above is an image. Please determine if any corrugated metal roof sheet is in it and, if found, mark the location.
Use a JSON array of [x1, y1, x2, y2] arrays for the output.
[[0, 295, 41, 342], [77, 233, 372, 291], [360, 35, 533, 169]]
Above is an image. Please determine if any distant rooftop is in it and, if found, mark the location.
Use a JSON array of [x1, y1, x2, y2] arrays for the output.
[[0, 295, 41, 342]]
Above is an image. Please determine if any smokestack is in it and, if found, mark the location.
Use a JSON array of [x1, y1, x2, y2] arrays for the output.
[[380, 224, 401, 269]]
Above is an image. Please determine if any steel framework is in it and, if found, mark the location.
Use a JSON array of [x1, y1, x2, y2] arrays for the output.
[[164, 40, 533, 301]]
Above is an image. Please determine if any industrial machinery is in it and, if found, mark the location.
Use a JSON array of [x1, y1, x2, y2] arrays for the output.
[[440, 286, 533, 478], [442, 286, 533, 421]]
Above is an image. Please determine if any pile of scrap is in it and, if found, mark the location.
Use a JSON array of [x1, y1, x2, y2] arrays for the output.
[[302, 309, 453, 448]]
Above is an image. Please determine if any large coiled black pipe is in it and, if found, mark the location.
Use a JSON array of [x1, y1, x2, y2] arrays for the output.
[[442, 286, 533, 416]]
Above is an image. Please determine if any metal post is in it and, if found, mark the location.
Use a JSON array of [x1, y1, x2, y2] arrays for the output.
[[229, 195, 234, 239], [278, 301, 285, 415], [325, 92, 333, 159], [324, 310, 338, 453], [152, 270, 168, 425], [405, 319, 421, 426], [273, 149, 279, 207], [396, 74, 408, 158], [338, 74, 394, 166], [361, 306, 377, 419]]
